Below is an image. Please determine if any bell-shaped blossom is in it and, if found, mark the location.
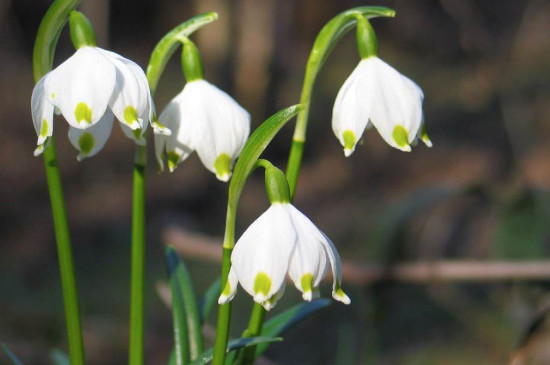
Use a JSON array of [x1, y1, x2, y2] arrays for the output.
[[218, 203, 350, 310], [154, 79, 250, 181], [332, 56, 431, 156], [31, 46, 156, 159]]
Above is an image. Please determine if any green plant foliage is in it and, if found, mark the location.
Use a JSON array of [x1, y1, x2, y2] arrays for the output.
[[1, 343, 24, 365], [199, 278, 221, 323], [492, 189, 550, 259], [190, 337, 282, 365]]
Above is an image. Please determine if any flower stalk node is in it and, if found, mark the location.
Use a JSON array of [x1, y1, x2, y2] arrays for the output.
[[355, 15, 377, 59], [181, 38, 204, 82], [69, 11, 97, 49]]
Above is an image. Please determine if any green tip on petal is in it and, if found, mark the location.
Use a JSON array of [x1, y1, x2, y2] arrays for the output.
[[342, 130, 356, 157], [78, 132, 95, 160], [153, 120, 172, 136], [253, 272, 272, 303], [214, 153, 232, 182], [300, 273, 314, 301], [167, 151, 180, 172], [420, 124, 433, 148], [124, 106, 140, 129], [332, 287, 351, 305], [392, 124, 411, 152], [262, 295, 278, 311], [75, 102, 92, 126]]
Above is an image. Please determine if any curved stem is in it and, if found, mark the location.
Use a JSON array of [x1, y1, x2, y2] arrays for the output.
[[33, 1, 84, 364], [129, 145, 147, 365]]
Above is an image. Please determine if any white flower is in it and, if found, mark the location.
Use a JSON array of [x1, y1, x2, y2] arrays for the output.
[[332, 56, 431, 156], [154, 79, 250, 181], [218, 203, 350, 310], [31, 46, 155, 160]]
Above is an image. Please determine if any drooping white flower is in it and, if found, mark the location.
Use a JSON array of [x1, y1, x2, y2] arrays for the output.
[[31, 46, 155, 159], [154, 79, 250, 181], [332, 56, 431, 156], [218, 203, 350, 310]]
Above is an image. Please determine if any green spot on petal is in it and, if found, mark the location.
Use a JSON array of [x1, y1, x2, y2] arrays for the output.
[[50, 92, 56, 99], [342, 130, 356, 156], [214, 153, 231, 182], [253, 272, 272, 298], [40, 119, 49, 138], [221, 280, 232, 297], [300, 273, 314, 294], [124, 106, 138, 125], [132, 128, 142, 139], [392, 125, 410, 150], [75, 102, 92, 125], [78, 132, 94, 155], [167, 151, 180, 172]]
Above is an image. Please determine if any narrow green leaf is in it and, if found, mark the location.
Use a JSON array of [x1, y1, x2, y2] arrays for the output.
[[2, 343, 24, 365], [492, 189, 550, 259], [255, 299, 331, 357], [223, 104, 303, 248], [199, 278, 221, 323], [166, 246, 204, 359], [50, 349, 70, 365], [146, 12, 218, 94], [189, 337, 282, 365], [166, 247, 190, 365]]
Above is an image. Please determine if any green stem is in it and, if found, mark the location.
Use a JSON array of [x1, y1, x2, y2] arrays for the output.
[[44, 138, 85, 365], [240, 304, 266, 365], [129, 145, 147, 365], [212, 247, 233, 365], [33, 1, 84, 364]]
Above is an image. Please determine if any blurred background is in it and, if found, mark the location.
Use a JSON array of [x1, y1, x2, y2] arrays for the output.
[[1, 0, 550, 364]]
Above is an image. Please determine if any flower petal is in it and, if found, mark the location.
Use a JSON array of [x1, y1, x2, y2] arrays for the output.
[[31, 75, 54, 151], [332, 60, 372, 156], [99, 48, 153, 131], [189, 80, 250, 180], [231, 204, 296, 303], [218, 267, 239, 304], [361, 57, 424, 151], [156, 88, 196, 172], [286, 205, 329, 301], [286, 205, 350, 304], [68, 109, 115, 160], [44, 47, 116, 129]]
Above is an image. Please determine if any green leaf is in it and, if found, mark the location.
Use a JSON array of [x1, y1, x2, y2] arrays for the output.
[[33, 0, 82, 82], [146, 12, 218, 94], [189, 337, 282, 365], [166, 246, 204, 362], [255, 299, 331, 357], [2, 343, 24, 365], [199, 278, 221, 323], [50, 349, 70, 365], [223, 104, 303, 248], [492, 189, 550, 259]]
